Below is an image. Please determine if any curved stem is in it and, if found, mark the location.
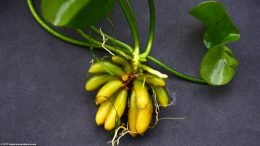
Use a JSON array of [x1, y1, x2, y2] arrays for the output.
[[26, 0, 206, 84], [118, 0, 140, 50], [140, 0, 156, 59], [118, 0, 140, 71], [125, 0, 140, 50], [27, 0, 131, 60], [26, 0, 96, 48], [147, 56, 206, 83]]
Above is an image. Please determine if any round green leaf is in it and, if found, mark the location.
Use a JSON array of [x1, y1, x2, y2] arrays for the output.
[[41, 0, 115, 28], [200, 45, 239, 85]]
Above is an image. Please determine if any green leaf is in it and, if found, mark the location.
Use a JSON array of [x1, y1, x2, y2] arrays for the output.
[[41, 0, 115, 28], [190, 1, 240, 85], [200, 45, 239, 85], [190, 1, 240, 48]]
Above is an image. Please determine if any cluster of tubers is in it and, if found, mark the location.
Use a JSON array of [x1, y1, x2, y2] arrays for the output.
[[85, 55, 170, 136]]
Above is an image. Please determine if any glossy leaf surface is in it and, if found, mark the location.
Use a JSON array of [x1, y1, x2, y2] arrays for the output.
[[41, 0, 115, 28], [200, 45, 239, 85], [190, 1, 240, 48]]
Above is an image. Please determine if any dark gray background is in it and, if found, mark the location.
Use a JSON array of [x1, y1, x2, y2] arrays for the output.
[[0, 0, 259, 146]]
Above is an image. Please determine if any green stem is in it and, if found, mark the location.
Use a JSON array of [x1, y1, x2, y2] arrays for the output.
[[26, 0, 206, 84], [26, 0, 96, 48], [124, 0, 140, 51], [118, 0, 140, 50], [140, 0, 156, 59], [118, 0, 140, 71], [27, 0, 131, 60], [125, 0, 140, 72], [147, 56, 206, 83]]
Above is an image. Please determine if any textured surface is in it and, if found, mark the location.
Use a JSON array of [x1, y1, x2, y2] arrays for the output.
[[0, 0, 260, 146]]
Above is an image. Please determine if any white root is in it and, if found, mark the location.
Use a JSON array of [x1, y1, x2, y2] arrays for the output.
[[108, 125, 137, 146], [89, 59, 94, 64], [100, 28, 115, 56], [150, 90, 184, 128]]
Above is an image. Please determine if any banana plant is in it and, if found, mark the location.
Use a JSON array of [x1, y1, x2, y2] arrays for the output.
[[26, 0, 240, 145]]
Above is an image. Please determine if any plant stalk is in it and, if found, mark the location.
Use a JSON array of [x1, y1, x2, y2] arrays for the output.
[[147, 56, 206, 83], [118, 0, 140, 72], [27, 0, 96, 48], [26, 0, 206, 84], [140, 0, 156, 59], [118, 0, 140, 50]]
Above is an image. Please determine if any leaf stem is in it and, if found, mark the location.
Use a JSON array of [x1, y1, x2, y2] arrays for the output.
[[118, 0, 140, 71], [147, 56, 206, 83], [26, 0, 96, 48], [26, 0, 206, 84], [140, 0, 156, 59], [118, 0, 140, 50]]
